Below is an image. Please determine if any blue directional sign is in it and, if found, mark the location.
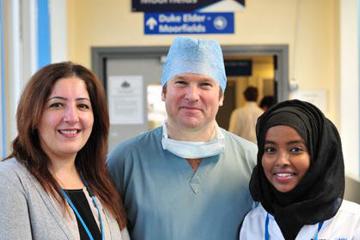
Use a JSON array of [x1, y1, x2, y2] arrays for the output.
[[144, 12, 234, 34]]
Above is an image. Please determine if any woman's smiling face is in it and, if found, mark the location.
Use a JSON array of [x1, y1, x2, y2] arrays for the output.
[[37, 76, 94, 163], [262, 125, 310, 192]]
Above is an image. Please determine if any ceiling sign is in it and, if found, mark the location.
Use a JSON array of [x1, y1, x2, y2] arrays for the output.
[[132, 0, 245, 12], [144, 12, 234, 34]]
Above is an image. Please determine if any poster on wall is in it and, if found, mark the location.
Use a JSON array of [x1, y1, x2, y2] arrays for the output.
[[132, 0, 245, 12], [108, 75, 144, 125]]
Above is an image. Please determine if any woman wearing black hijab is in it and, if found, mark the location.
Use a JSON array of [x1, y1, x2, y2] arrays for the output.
[[239, 99, 360, 239]]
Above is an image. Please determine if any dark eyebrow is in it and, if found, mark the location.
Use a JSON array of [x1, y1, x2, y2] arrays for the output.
[[48, 96, 66, 101], [175, 75, 215, 82], [264, 139, 306, 145], [288, 140, 306, 145], [174, 76, 187, 81], [48, 96, 90, 102]]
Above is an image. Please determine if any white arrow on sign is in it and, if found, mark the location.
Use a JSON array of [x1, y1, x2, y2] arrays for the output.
[[146, 17, 158, 30]]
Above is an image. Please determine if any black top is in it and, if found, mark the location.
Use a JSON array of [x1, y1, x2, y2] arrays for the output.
[[250, 99, 344, 240], [64, 189, 101, 240]]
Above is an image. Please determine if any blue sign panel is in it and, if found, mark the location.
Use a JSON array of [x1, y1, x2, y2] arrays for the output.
[[144, 12, 234, 34]]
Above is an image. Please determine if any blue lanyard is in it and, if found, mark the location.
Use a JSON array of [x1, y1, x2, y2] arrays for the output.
[[264, 213, 324, 240], [61, 188, 104, 240]]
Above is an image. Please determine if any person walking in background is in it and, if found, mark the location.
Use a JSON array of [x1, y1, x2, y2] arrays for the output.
[[0, 62, 129, 240], [108, 37, 257, 240], [259, 95, 275, 111], [229, 86, 263, 143], [239, 99, 360, 239]]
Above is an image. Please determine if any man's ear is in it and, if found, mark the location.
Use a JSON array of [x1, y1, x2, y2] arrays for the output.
[[219, 89, 224, 106], [219, 95, 224, 106], [161, 85, 167, 101]]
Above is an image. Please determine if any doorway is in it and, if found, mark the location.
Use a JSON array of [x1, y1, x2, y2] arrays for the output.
[[92, 45, 288, 149], [219, 55, 277, 130]]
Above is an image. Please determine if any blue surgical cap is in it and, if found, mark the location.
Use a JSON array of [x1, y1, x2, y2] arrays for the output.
[[160, 37, 227, 91]]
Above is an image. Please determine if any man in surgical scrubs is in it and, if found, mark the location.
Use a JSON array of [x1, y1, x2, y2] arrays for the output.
[[107, 37, 257, 240]]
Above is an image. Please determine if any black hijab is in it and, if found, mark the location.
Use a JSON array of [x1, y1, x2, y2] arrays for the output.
[[249, 99, 344, 240]]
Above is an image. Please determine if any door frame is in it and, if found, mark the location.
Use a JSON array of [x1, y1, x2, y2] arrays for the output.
[[91, 44, 289, 101]]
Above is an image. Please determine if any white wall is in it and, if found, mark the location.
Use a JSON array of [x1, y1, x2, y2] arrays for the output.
[[4, 0, 24, 153], [340, 0, 359, 178], [0, 0, 4, 158], [49, 0, 67, 63]]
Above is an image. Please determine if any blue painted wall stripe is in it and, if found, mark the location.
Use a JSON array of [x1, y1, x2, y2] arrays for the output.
[[0, 0, 6, 158], [37, 0, 51, 69]]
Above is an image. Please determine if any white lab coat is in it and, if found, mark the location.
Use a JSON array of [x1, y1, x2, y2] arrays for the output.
[[239, 200, 360, 240], [228, 102, 263, 143]]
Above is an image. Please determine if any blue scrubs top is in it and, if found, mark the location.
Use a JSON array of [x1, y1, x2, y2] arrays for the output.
[[108, 127, 257, 240]]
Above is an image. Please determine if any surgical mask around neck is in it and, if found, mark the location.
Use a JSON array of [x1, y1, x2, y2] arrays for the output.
[[161, 123, 225, 159]]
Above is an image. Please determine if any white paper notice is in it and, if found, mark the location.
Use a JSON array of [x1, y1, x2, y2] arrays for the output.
[[108, 75, 144, 124], [292, 89, 327, 113]]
